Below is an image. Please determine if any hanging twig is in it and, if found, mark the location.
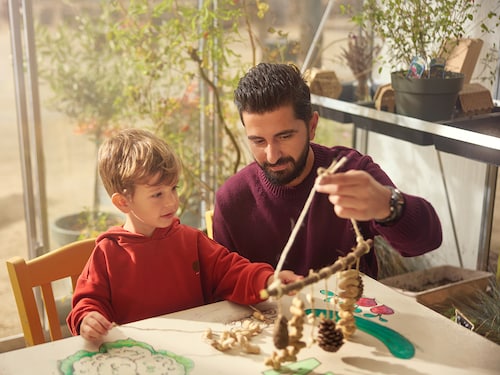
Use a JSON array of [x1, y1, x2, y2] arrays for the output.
[[273, 157, 348, 277], [262, 238, 372, 299]]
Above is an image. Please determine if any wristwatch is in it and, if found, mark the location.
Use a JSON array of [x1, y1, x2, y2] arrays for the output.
[[376, 186, 405, 225]]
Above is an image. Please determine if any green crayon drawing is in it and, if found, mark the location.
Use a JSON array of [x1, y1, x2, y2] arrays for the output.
[[58, 338, 194, 375]]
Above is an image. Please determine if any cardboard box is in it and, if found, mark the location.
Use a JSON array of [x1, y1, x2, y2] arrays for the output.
[[458, 83, 494, 115], [442, 38, 484, 84], [379, 265, 493, 307], [305, 69, 342, 99]]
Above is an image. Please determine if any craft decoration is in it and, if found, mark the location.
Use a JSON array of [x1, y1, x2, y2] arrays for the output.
[[202, 319, 263, 354], [272, 315, 289, 349], [258, 156, 374, 370], [317, 318, 344, 352], [265, 296, 307, 370], [337, 269, 361, 339]]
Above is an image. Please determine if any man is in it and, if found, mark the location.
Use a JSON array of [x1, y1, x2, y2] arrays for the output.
[[213, 63, 442, 278]]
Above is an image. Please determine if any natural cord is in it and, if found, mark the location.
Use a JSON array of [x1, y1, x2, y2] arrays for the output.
[[273, 156, 348, 279]]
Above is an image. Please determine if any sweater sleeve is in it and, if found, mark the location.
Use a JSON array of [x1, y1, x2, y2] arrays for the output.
[[373, 192, 442, 256], [213, 188, 238, 253], [197, 234, 274, 305], [66, 246, 115, 335], [357, 152, 443, 257]]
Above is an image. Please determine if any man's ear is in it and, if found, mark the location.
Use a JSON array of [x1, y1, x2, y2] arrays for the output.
[[308, 111, 319, 141], [111, 193, 131, 213]]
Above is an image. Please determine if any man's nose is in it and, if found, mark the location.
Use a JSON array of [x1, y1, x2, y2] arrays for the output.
[[265, 143, 281, 165]]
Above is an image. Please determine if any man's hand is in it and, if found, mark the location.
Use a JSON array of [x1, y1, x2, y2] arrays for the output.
[[315, 170, 392, 221], [79, 311, 113, 342]]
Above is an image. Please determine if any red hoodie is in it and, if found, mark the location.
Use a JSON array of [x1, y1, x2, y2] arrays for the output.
[[67, 219, 274, 335]]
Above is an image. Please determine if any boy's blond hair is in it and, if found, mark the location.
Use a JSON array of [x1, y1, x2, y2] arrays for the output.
[[98, 128, 181, 197]]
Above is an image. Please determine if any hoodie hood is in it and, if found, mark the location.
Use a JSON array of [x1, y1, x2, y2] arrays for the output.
[[96, 217, 181, 246]]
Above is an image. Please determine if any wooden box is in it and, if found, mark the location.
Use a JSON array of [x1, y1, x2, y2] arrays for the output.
[[379, 265, 493, 307], [457, 83, 494, 116]]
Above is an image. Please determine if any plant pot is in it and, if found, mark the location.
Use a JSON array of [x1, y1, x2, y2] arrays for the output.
[[51, 211, 124, 247], [391, 71, 464, 122]]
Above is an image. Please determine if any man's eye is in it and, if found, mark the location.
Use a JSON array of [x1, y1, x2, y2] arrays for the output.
[[252, 139, 265, 146], [279, 133, 292, 140]]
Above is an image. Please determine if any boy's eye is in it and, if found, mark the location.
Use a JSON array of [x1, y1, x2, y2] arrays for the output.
[[152, 191, 162, 198]]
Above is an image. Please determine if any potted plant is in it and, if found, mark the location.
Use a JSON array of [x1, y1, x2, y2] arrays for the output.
[[351, 0, 499, 121], [37, 10, 129, 245]]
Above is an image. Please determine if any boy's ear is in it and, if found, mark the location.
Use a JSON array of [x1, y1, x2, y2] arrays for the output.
[[111, 193, 131, 213]]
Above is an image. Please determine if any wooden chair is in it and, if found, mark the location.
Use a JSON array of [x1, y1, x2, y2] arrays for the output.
[[6, 238, 95, 346], [205, 209, 214, 239]]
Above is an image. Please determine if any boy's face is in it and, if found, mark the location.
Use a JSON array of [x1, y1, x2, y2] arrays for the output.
[[122, 173, 179, 237], [243, 105, 317, 187]]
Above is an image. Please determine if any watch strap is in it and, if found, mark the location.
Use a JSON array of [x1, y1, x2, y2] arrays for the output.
[[376, 186, 405, 225]]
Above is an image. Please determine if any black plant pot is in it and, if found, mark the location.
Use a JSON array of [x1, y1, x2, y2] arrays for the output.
[[391, 72, 464, 122]]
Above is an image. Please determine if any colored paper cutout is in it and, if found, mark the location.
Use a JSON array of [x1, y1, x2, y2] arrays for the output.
[[262, 357, 335, 375]]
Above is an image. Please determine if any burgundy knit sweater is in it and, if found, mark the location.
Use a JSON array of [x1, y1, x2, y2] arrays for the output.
[[213, 143, 442, 278]]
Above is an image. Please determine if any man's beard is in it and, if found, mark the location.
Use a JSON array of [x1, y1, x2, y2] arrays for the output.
[[260, 143, 310, 186]]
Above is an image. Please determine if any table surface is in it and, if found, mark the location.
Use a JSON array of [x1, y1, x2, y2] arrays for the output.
[[1, 274, 498, 375]]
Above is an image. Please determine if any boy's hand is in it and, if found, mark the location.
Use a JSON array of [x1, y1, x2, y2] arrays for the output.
[[277, 270, 302, 285], [266, 270, 302, 287], [79, 311, 114, 341]]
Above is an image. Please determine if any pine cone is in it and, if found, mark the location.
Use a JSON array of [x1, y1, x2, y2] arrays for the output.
[[273, 315, 289, 349], [317, 318, 344, 352], [355, 275, 364, 300]]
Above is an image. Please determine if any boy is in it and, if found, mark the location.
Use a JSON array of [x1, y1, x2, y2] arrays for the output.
[[67, 128, 299, 341]]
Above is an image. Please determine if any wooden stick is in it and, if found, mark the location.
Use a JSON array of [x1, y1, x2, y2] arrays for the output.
[[273, 157, 348, 276], [262, 239, 372, 299]]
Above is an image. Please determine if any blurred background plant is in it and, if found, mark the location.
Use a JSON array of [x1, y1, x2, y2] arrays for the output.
[[36, 0, 282, 229], [340, 31, 380, 101]]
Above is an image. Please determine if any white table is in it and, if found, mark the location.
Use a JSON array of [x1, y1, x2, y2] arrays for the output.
[[1, 274, 498, 374]]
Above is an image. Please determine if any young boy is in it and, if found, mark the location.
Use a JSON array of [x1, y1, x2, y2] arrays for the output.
[[67, 128, 299, 341]]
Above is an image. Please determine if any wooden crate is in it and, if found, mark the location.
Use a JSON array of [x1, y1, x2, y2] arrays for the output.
[[379, 265, 493, 307]]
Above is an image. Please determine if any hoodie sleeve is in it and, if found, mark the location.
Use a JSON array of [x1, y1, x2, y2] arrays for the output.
[[197, 233, 274, 305], [66, 245, 115, 335]]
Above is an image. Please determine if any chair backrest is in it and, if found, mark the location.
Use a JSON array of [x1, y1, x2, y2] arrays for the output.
[[6, 238, 95, 346], [205, 209, 214, 239]]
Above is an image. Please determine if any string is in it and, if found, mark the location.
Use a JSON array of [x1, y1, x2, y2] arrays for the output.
[[272, 156, 348, 281]]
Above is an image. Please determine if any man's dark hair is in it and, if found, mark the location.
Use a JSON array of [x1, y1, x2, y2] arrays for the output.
[[234, 63, 313, 125]]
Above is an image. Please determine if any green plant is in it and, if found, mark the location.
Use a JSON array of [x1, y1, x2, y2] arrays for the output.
[[348, 0, 499, 78], [37, 10, 131, 214], [36, 0, 253, 227], [37, 0, 305, 228], [340, 30, 381, 101], [76, 209, 124, 240]]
